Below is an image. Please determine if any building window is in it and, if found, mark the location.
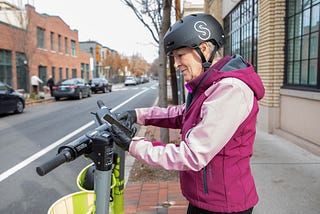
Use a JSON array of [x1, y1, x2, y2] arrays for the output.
[[71, 40, 76, 56], [66, 68, 69, 79], [101, 51, 105, 60], [51, 67, 56, 81], [59, 67, 63, 80], [86, 64, 89, 80], [38, 66, 47, 92], [37, 27, 46, 49], [50, 32, 55, 51], [72, 69, 77, 78], [285, 0, 319, 90], [81, 63, 85, 79], [65, 37, 68, 54], [223, 0, 258, 70], [58, 35, 62, 52], [0, 49, 13, 85], [16, 52, 28, 92]]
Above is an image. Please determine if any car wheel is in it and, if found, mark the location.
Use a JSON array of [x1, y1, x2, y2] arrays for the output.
[[78, 91, 83, 99], [14, 100, 24, 113], [55, 97, 60, 101]]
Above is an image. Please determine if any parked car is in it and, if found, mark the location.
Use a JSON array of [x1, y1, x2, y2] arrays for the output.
[[89, 78, 112, 93], [52, 78, 91, 101], [124, 76, 137, 86], [0, 81, 25, 114]]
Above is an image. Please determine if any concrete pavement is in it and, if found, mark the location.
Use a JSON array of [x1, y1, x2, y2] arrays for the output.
[[252, 129, 320, 214]]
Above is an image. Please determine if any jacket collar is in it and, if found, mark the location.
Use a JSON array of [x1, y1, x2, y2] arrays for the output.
[[185, 55, 233, 93]]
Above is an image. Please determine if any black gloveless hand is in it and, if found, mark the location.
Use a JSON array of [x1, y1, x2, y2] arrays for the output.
[[110, 124, 132, 151]]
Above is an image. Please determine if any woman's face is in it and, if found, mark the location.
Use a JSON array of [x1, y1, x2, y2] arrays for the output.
[[172, 47, 204, 82]]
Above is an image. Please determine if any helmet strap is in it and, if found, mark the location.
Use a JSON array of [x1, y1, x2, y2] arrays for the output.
[[195, 45, 218, 71]]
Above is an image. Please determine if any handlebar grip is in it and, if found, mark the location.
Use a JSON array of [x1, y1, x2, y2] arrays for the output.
[[36, 150, 72, 176], [97, 100, 106, 109]]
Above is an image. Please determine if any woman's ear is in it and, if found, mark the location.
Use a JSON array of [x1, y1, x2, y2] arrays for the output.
[[200, 42, 211, 59], [200, 42, 208, 52]]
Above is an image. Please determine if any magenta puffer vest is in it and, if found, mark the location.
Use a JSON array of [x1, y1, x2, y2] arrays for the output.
[[180, 55, 264, 212]]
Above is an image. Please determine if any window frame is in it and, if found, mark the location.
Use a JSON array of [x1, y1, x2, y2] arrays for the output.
[[284, 0, 320, 91], [223, 0, 259, 70], [37, 27, 46, 49]]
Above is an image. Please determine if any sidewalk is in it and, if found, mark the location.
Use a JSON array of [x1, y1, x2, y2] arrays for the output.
[[25, 83, 125, 107], [124, 126, 320, 214], [25, 92, 55, 107], [124, 126, 187, 214]]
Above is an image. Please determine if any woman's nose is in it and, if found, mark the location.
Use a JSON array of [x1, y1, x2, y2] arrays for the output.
[[173, 58, 180, 69]]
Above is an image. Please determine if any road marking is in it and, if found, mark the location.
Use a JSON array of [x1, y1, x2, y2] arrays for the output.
[[0, 88, 150, 182]]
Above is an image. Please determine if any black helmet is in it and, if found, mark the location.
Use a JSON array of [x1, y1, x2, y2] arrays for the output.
[[164, 13, 225, 55]]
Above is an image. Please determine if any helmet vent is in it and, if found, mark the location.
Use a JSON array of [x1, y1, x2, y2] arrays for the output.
[[167, 41, 174, 46]]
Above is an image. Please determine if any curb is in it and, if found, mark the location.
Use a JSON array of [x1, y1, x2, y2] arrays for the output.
[[26, 97, 55, 107]]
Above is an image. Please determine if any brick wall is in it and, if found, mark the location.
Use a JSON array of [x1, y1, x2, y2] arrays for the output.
[[257, 0, 286, 108], [0, 4, 91, 90], [27, 5, 91, 83]]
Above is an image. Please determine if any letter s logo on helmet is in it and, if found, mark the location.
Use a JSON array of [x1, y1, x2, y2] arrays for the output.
[[194, 21, 211, 41]]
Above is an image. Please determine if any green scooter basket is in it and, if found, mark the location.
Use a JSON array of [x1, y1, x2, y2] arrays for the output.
[[77, 163, 95, 192], [76, 163, 116, 213], [77, 163, 116, 191], [47, 191, 95, 214]]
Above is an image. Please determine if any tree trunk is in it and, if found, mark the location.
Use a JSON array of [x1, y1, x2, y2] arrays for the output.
[[169, 56, 178, 105], [158, 0, 172, 143]]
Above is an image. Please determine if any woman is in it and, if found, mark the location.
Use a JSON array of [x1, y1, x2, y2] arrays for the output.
[[110, 13, 265, 214]]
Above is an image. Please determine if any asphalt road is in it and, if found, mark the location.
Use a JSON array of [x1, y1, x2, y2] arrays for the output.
[[0, 81, 158, 213]]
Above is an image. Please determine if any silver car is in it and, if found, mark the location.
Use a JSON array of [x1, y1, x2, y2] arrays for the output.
[[124, 76, 137, 86]]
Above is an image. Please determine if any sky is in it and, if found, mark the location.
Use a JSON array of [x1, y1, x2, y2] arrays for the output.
[[12, 0, 203, 63], [31, 0, 159, 63]]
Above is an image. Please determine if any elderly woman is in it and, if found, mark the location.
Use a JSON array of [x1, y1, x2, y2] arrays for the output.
[[111, 13, 265, 214]]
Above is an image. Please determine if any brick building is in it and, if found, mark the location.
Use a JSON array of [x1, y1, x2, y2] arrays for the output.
[[0, 3, 91, 93], [183, 0, 320, 151]]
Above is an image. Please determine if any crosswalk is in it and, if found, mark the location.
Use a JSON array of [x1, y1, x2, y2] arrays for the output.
[[113, 84, 158, 92]]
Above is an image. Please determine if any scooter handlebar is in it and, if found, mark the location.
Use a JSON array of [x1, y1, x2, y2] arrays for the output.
[[36, 99, 120, 176], [36, 149, 72, 176]]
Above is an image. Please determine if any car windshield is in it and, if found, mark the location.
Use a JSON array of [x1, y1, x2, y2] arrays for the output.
[[126, 77, 134, 80], [61, 79, 78, 85], [92, 78, 102, 83]]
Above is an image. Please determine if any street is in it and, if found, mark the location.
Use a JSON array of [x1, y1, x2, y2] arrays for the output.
[[0, 82, 158, 213]]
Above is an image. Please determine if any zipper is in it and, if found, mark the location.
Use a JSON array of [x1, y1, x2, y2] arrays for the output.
[[203, 166, 208, 194]]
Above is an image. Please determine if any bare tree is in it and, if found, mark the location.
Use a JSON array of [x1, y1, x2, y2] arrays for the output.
[[122, 0, 172, 143], [121, 0, 162, 44], [158, 0, 172, 143], [129, 54, 149, 76]]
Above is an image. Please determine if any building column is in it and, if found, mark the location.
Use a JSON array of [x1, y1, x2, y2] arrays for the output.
[[257, 0, 286, 133]]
